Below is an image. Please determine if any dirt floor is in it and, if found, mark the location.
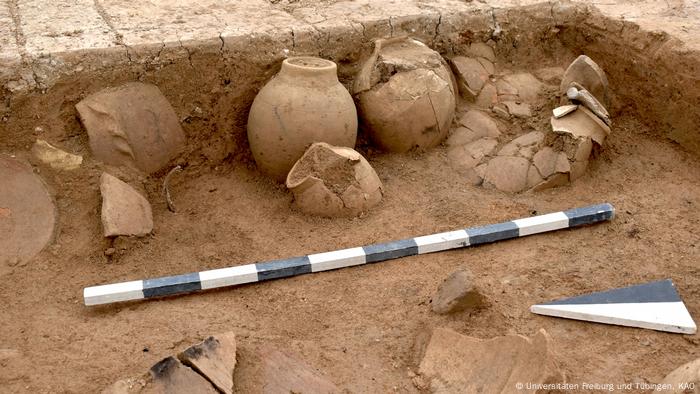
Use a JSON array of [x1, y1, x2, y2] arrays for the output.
[[1, 103, 699, 392], [1, 0, 700, 391]]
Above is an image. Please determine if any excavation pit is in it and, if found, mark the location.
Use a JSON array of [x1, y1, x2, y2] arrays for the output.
[[1, 0, 699, 391]]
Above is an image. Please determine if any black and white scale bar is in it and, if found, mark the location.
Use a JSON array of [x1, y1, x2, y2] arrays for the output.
[[84, 203, 615, 306], [531, 279, 697, 334]]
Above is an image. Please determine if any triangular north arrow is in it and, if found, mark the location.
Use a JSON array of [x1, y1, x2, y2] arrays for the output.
[[531, 279, 697, 334]]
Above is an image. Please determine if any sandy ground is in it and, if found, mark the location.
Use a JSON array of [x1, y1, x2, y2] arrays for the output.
[[1, 1, 700, 391], [0, 106, 699, 392]]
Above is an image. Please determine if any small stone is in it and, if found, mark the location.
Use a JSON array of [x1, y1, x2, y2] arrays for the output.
[[660, 357, 700, 393], [32, 139, 83, 170], [533, 147, 559, 178], [550, 106, 611, 145], [502, 101, 532, 118], [100, 173, 153, 237], [503, 73, 542, 101], [458, 110, 501, 138], [178, 332, 237, 394], [553, 105, 578, 119], [560, 55, 609, 108], [76, 82, 186, 174], [417, 328, 562, 393], [104, 247, 116, 256], [475, 82, 498, 109], [431, 269, 484, 314], [533, 172, 569, 191], [449, 57, 488, 100], [149, 357, 218, 394], [484, 156, 530, 193], [467, 42, 495, 62]]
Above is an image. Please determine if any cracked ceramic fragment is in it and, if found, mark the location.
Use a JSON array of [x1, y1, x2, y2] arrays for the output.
[[550, 106, 611, 146], [502, 73, 542, 101], [553, 105, 578, 119], [32, 139, 82, 170], [100, 173, 153, 237], [483, 156, 530, 193], [475, 82, 498, 109], [416, 328, 562, 392], [248, 57, 357, 181], [458, 110, 501, 139], [286, 143, 383, 218], [76, 82, 186, 174], [566, 84, 611, 126], [448, 138, 498, 171], [502, 101, 532, 118], [354, 37, 455, 152], [449, 56, 489, 100], [560, 55, 609, 108], [0, 156, 57, 271], [466, 42, 495, 62]]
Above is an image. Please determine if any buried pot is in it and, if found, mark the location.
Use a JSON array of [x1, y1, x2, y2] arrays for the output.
[[286, 143, 383, 217], [354, 37, 456, 152], [248, 57, 358, 181]]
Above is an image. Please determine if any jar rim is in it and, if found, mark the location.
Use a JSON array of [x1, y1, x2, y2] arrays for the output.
[[284, 57, 336, 71]]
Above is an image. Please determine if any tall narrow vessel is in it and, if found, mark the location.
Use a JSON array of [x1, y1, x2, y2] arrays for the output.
[[247, 57, 358, 181]]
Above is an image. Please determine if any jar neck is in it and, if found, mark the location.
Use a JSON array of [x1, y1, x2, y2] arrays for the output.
[[277, 57, 339, 87]]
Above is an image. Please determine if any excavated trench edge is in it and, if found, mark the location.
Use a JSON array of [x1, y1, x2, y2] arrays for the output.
[[0, 2, 698, 165]]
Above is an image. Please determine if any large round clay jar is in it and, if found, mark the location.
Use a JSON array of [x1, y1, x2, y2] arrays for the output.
[[247, 57, 358, 181], [354, 38, 456, 153]]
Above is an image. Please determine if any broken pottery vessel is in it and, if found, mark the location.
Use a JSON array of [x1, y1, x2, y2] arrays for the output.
[[560, 55, 609, 108], [0, 155, 57, 271], [286, 142, 383, 218], [76, 82, 186, 174], [100, 173, 153, 237], [354, 37, 456, 152], [248, 57, 358, 181]]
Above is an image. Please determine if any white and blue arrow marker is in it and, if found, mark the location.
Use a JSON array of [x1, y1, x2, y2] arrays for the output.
[[531, 279, 697, 334], [84, 203, 615, 306]]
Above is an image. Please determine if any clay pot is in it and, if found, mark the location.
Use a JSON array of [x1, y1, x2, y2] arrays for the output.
[[247, 57, 358, 181], [354, 38, 456, 152], [286, 142, 383, 217]]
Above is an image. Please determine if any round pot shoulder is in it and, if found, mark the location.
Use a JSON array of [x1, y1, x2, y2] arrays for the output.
[[247, 57, 358, 181]]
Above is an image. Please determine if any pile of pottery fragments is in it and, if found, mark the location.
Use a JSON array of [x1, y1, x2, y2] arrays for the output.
[[1, 37, 612, 267]]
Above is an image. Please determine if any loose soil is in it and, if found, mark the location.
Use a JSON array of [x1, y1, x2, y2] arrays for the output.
[[1, 1, 700, 392], [1, 111, 699, 392]]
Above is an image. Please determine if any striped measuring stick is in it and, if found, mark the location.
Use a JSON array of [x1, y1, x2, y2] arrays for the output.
[[84, 203, 615, 306]]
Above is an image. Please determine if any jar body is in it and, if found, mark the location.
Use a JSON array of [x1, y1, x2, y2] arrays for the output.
[[247, 57, 358, 181], [354, 38, 456, 153]]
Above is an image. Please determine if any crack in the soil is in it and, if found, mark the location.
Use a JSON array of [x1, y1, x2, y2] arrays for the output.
[[93, 0, 133, 65]]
